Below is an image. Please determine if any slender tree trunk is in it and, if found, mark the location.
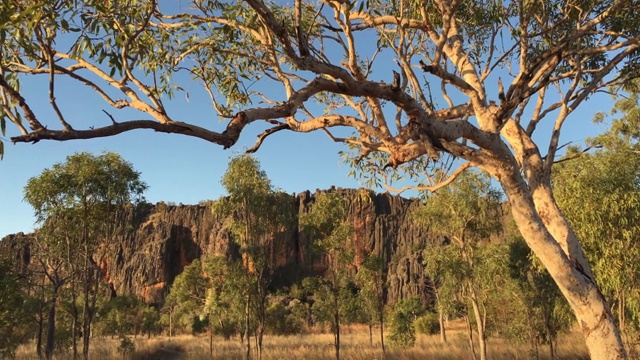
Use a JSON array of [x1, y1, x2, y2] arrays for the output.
[[465, 315, 477, 360], [494, 165, 626, 359], [379, 306, 385, 354], [334, 288, 340, 360], [532, 334, 539, 360], [36, 303, 44, 359], [70, 277, 79, 359], [438, 309, 447, 343], [71, 306, 79, 360], [619, 291, 626, 340], [82, 252, 91, 360], [257, 323, 264, 360], [469, 289, 486, 360], [244, 292, 251, 360], [82, 299, 90, 360], [168, 306, 173, 337], [209, 313, 214, 358], [368, 323, 372, 347]]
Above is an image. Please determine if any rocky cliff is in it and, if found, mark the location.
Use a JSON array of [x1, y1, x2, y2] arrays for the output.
[[2, 188, 438, 306]]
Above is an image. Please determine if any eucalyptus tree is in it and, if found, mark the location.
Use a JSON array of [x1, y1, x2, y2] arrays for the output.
[[422, 241, 465, 345], [355, 254, 386, 352], [214, 154, 294, 360], [164, 259, 208, 334], [412, 170, 502, 360], [553, 93, 640, 352], [23, 152, 147, 359], [3, 1, 640, 357], [202, 256, 247, 346], [300, 191, 354, 360], [164, 257, 240, 357]]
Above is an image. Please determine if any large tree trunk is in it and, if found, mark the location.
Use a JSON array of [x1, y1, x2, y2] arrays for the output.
[[334, 307, 340, 360], [244, 292, 251, 360], [495, 165, 626, 359]]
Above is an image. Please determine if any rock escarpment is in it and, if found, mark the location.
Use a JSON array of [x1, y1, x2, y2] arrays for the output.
[[2, 188, 437, 306]]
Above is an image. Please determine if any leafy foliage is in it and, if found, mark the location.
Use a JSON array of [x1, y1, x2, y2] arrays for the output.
[[388, 297, 425, 348], [0, 260, 31, 358], [554, 93, 640, 347]]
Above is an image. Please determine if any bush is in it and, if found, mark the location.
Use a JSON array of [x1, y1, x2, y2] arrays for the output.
[[415, 312, 440, 335], [191, 316, 208, 335], [117, 335, 135, 359], [266, 301, 305, 335], [387, 297, 425, 348]]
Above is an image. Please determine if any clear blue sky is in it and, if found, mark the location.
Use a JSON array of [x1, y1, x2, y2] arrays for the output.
[[0, 2, 615, 239]]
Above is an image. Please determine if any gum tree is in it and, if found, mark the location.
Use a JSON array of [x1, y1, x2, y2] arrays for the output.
[[2, 1, 639, 357], [214, 154, 294, 360], [413, 171, 503, 360], [300, 191, 354, 360], [23, 152, 147, 359]]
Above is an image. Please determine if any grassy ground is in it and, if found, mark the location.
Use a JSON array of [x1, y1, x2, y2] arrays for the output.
[[15, 325, 589, 360]]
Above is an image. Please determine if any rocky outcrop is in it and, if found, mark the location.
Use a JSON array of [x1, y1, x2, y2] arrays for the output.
[[1, 188, 439, 306]]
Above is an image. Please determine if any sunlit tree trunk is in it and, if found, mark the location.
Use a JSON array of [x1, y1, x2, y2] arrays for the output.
[[465, 315, 477, 360], [438, 310, 447, 344], [469, 288, 486, 360], [494, 165, 626, 359]]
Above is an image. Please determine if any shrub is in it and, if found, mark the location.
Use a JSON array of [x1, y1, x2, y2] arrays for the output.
[[415, 312, 440, 335], [117, 335, 135, 359], [387, 297, 425, 348]]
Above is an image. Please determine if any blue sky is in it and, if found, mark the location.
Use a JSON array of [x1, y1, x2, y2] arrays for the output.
[[0, 2, 617, 238], [0, 84, 612, 238]]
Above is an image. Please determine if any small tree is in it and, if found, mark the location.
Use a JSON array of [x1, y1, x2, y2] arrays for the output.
[[202, 256, 247, 344], [164, 258, 211, 350], [388, 297, 425, 348], [214, 154, 294, 360], [413, 170, 502, 360], [355, 254, 386, 352], [24, 152, 147, 360], [506, 236, 573, 360], [422, 241, 467, 344], [300, 191, 354, 360]]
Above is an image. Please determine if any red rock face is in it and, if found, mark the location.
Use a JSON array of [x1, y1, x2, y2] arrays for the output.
[[3, 188, 480, 307]]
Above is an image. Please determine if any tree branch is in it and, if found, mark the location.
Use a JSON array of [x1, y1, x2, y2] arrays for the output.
[[246, 123, 291, 153]]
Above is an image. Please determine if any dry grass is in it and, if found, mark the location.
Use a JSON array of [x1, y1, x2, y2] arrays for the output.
[[15, 324, 588, 360]]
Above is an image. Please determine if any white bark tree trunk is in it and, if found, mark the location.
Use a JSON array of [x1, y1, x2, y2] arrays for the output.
[[494, 165, 626, 359]]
